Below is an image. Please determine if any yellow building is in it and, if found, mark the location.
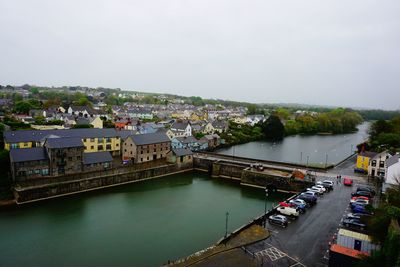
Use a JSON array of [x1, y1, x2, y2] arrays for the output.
[[4, 128, 133, 156], [355, 151, 377, 173]]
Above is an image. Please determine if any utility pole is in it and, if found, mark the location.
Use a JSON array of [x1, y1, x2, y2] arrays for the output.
[[325, 154, 328, 168], [225, 212, 229, 238], [264, 188, 269, 227], [306, 156, 309, 168]]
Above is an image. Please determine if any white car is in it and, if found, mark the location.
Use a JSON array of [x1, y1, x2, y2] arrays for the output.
[[301, 191, 318, 197], [313, 185, 327, 193], [323, 180, 334, 186], [307, 187, 323, 195], [276, 206, 300, 217]]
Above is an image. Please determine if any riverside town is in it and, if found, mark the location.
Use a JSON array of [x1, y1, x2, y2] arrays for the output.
[[1, 2, 400, 267], [1, 85, 400, 266]]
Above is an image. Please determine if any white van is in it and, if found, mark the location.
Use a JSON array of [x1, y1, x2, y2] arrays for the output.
[[277, 206, 300, 217]]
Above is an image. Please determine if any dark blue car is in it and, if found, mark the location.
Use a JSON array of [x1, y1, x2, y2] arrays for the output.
[[351, 204, 373, 215], [289, 200, 307, 213]]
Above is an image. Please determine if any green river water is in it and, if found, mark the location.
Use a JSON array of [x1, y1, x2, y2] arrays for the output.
[[0, 172, 289, 267]]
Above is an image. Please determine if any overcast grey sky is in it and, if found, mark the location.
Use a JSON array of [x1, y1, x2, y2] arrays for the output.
[[0, 1, 399, 109]]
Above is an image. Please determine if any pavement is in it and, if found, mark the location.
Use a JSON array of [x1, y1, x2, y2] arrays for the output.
[[243, 156, 379, 267]]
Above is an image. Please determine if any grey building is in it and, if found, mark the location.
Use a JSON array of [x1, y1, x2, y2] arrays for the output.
[[122, 132, 171, 163]]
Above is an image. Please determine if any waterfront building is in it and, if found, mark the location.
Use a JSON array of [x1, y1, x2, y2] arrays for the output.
[[355, 151, 377, 174], [367, 151, 391, 178], [166, 148, 193, 167], [122, 132, 171, 163], [3, 128, 134, 156]]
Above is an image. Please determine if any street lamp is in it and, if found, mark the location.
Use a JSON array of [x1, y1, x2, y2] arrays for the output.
[[306, 156, 309, 168], [225, 212, 229, 238], [264, 188, 269, 227]]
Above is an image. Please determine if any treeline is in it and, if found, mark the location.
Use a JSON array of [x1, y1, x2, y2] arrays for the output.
[[220, 122, 264, 145], [283, 108, 363, 135], [358, 110, 400, 121], [369, 116, 400, 152]]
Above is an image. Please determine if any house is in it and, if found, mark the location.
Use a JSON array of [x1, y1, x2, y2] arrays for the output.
[[166, 148, 193, 167], [246, 115, 265, 126], [212, 120, 228, 133], [9, 147, 49, 181], [232, 116, 247, 124], [127, 108, 153, 120], [201, 134, 221, 149], [170, 121, 192, 137], [4, 128, 135, 156], [44, 137, 84, 176], [385, 154, 400, 186], [83, 151, 113, 172], [368, 151, 391, 178], [76, 116, 103, 129], [9, 139, 114, 181], [355, 151, 377, 174], [68, 106, 93, 117], [122, 132, 171, 163], [171, 136, 200, 151]]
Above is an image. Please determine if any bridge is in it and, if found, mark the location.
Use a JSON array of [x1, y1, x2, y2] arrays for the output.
[[193, 152, 318, 193]]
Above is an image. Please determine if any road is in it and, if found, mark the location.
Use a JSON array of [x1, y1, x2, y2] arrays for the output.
[[243, 158, 378, 267]]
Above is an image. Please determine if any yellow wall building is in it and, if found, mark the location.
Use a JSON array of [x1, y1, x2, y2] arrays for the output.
[[355, 152, 377, 173]]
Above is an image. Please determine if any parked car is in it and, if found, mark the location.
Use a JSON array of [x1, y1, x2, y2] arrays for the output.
[[268, 214, 288, 227], [352, 190, 374, 199], [350, 196, 370, 204], [342, 218, 367, 231], [313, 185, 327, 193], [343, 178, 353, 186], [301, 191, 318, 198], [306, 187, 324, 195], [289, 200, 307, 213], [277, 206, 300, 218], [323, 180, 334, 186], [351, 204, 374, 215], [350, 199, 369, 207], [345, 213, 372, 220], [317, 181, 333, 191], [297, 194, 317, 206], [356, 186, 376, 196]]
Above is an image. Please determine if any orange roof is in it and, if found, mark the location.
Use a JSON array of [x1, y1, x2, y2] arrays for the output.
[[330, 244, 369, 259]]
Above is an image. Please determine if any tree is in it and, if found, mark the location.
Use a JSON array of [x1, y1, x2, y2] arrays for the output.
[[14, 101, 33, 114], [262, 115, 284, 141]]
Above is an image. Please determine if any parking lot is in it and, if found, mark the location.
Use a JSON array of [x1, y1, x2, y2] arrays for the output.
[[244, 173, 378, 267]]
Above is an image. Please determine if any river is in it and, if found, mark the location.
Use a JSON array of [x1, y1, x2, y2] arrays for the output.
[[0, 172, 288, 267], [216, 122, 370, 165]]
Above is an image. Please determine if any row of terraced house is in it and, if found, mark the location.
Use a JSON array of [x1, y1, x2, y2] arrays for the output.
[[4, 128, 195, 182]]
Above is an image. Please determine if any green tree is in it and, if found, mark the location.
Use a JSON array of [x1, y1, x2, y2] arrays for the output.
[[261, 115, 284, 141], [14, 101, 33, 114]]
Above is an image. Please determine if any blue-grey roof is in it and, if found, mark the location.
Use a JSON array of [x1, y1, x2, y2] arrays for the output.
[[129, 132, 170, 146], [387, 154, 399, 168], [4, 129, 135, 143], [83, 151, 113, 165], [45, 137, 84, 148], [10, 148, 48, 163], [172, 148, 193, 156]]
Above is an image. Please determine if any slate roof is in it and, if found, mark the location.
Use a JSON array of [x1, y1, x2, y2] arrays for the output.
[[10, 148, 48, 163], [387, 154, 399, 168], [4, 129, 135, 143], [212, 120, 227, 129], [129, 132, 170, 146], [171, 122, 189, 131], [45, 137, 84, 148], [176, 136, 198, 144], [83, 151, 113, 165], [172, 148, 193, 156]]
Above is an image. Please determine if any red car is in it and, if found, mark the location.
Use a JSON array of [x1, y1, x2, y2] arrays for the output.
[[343, 178, 353, 186]]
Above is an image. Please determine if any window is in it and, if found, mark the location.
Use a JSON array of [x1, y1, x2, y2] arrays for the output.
[[68, 157, 72, 161], [90, 138, 95, 142], [140, 158, 143, 162], [98, 145, 104, 150], [124, 149, 127, 152], [42, 169, 49, 175], [106, 144, 112, 150], [130, 144, 133, 147], [91, 146, 94, 149], [98, 138, 103, 142], [106, 138, 111, 143], [371, 160, 376, 167], [77, 156, 81, 160], [130, 151, 133, 155], [83, 138, 87, 142], [147, 156, 149, 160], [116, 143, 119, 147], [141, 151, 143, 154], [34, 169, 40, 174], [11, 143, 19, 149], [379, 161, 385, 168]]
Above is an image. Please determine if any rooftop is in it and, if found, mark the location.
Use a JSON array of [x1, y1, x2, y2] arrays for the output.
[[129, 132, 170, 146], [10, 147, 48, 163], [83, 151, 113, 165], [172, 148, 193, 156], [45, 137, 84, 148]]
